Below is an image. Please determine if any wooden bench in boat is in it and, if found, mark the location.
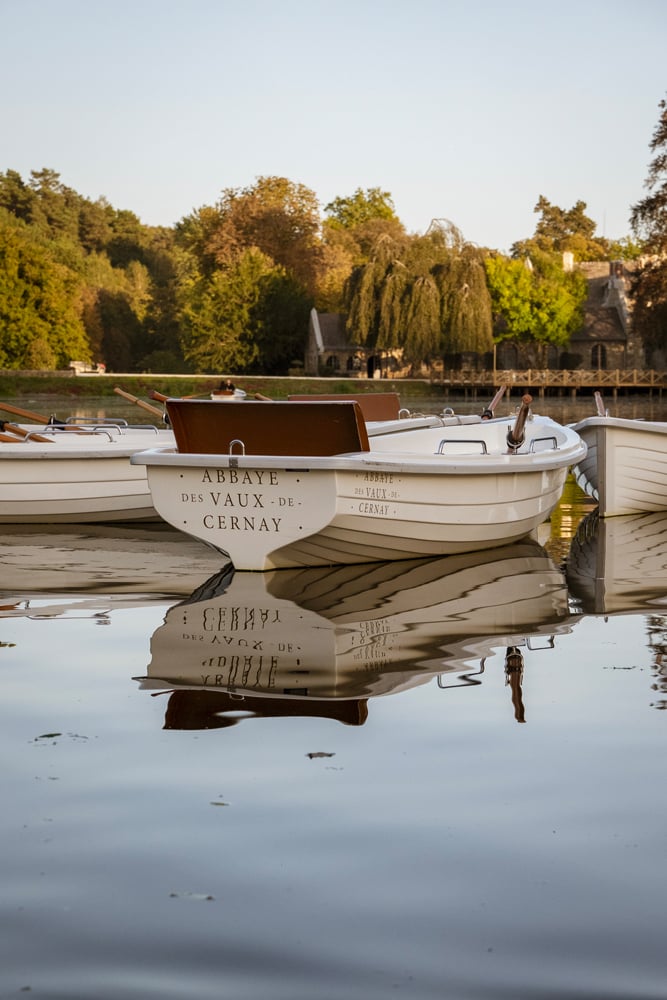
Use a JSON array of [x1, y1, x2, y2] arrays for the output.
[[165, 400, 371, 456], [287, 392, 401, 422]]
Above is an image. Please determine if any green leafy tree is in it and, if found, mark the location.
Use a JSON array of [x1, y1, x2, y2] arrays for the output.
[[321, 188, 406, 310], [512, 196, 624, 262], [324, 187, 399, 230], [485, 250, 586, 356], [252, 268, 311, 374], [0, 214, 89, 368], [631, 97, 667, 252], [180, 248, 287, 372], [0, 169, 35, 222]]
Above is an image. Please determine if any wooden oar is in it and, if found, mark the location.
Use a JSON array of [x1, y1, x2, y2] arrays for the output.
[[481, 385, 507, 420], [0, 419, 54, 443], [148, 389, 206, 403], [0, 400, 56, 424], [113, 387, 164, 419], [506, 394, 532, 453]]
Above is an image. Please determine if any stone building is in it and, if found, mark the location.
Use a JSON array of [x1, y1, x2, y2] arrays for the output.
[[305, 310, 409, 378], [567, 260, 643, 370]]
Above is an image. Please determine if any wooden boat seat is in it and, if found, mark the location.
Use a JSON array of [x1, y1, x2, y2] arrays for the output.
[[166, 400, 371, 456], [287, 392, 401, 421]]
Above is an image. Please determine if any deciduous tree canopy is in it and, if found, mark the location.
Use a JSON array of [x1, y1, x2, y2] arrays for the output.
[[0, 164, 640, 375], [630, 95, 667, 359]]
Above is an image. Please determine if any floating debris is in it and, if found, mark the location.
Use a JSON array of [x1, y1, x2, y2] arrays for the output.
[[169, 890, 215, 902]]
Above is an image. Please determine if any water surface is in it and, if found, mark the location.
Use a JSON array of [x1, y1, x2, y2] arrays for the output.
[[0, 394, 665, 999]]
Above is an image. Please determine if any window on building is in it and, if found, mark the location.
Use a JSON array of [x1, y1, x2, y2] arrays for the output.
[[591, 344, 607, 369]]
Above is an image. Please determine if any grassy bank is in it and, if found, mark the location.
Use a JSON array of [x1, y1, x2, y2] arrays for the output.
[[0, 372, 444, 400]]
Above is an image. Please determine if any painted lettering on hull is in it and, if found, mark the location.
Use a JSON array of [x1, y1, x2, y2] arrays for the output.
[[202, 515, 281, 531], [201, 469, 279, 486]]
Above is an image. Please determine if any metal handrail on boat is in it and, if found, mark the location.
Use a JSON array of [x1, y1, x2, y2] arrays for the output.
[[528, 435, 558, 453], [65, 416, 130, 426], [436, 439, 488, 455]]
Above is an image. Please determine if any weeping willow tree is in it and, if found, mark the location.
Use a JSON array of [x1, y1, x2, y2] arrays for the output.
[[377, 263, 409, 348], [435, 247, 493, 354], [344, 224, 493, 366], [345, 233, 406, 345], [402, 275, 441, 363]]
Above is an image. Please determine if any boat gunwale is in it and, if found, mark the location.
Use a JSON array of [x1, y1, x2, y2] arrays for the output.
[[131, 438, 586, 475]]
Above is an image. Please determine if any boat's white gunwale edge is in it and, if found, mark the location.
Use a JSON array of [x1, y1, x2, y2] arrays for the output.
[[132, 443, 586, 475]]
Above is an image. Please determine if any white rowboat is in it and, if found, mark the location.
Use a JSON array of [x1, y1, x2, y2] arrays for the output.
[[132, 397, 586, 570], [0, 420, 173, 523], [572, 414, 667, 517]]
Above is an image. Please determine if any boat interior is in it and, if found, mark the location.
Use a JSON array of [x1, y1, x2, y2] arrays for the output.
[[165, 399, 372, 456]]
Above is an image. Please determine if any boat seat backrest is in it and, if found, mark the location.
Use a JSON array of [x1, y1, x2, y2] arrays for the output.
[[165, 400, 371, 456], [287, 392, 401, 422]]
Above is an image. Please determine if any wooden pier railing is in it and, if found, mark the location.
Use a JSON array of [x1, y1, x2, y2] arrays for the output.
[[433, 369, 667, 394]]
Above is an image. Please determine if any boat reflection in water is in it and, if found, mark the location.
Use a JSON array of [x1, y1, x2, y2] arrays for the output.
[[0, 522, 228, 610], [566, 510, 667, 709], [138, 539, 571, 728], [566, 509, 667, 615]]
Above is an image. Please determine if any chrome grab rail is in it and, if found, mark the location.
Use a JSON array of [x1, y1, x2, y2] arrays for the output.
[[436, 439, 488, 455], [528, 435, 558, 453]]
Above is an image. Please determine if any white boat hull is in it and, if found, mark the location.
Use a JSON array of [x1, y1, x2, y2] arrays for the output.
[[0, 425, 173, 523], [133, 406, 585, 570], [572, 416, 667, 516]]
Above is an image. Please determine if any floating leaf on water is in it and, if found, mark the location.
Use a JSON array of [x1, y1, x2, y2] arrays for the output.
[[307, 751, 335, 759]]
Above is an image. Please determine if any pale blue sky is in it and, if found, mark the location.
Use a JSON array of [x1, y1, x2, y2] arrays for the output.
[[2, 0, 665, 251]]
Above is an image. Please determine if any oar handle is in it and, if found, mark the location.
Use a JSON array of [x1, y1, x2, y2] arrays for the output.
[[506, 394, 532, 452], [0, 420, 54, 443], [113, 387, 164, 418], [0, 401, 52, 423], [481, 385, 507, 420], [594, 391, 607, 417]]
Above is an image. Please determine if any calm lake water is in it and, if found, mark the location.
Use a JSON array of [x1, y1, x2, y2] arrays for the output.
[[0, 393, 666, 999]]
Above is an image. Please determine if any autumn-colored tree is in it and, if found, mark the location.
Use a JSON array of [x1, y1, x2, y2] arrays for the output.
[[186, 176, 323, 297]]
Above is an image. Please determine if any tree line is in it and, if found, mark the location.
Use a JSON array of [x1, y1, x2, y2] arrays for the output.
[[1, 98, 665, 375]]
